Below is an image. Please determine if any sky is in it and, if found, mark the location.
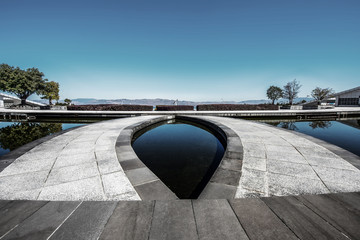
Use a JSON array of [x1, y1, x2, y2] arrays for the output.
[[1, 0, 360, 101]]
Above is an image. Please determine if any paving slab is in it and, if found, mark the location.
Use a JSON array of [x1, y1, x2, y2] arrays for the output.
[[101, 171, 140, 200], [193, 199, 249, 240], [296, 194, 360, 239], [262, 196, 348, 240], [45, 162, 99, 186], [230, 198, 297, 240], [0, 201, 48, 238], [99, 201, 154, 240], [38, 176, 105, 201], [49, 202, 117, 240], [2, 201, 80, 240], [149, 200, 198, 240]]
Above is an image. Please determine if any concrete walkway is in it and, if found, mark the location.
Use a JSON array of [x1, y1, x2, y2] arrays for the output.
[[0, 116, 360, 201], [0, 116, 159, 201], [197, 116, 360, 198]]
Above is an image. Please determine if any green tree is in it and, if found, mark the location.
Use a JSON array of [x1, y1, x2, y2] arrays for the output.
[[283, 79, 301, 105], [39, 81, 60, 105], [64, 98, 72, 105], [0, 64, 48, 105], [266, 85, 283, 105], [311, 87, 334, 105]]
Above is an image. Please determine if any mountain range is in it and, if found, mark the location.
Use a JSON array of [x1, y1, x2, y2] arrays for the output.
[[33, 97, 314, 105]]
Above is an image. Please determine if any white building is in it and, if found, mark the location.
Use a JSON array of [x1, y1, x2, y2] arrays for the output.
[[0, 93, 46, 108], [333, 86, 360, 107]]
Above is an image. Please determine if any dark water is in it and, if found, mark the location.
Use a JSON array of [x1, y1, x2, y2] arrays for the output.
[[263, 119, 360, 157], [0, 121, 85, 156], [132, 119, 225, 199]]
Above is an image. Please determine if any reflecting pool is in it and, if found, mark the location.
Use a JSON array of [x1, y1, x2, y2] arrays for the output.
[[132, 119, 225, 199]]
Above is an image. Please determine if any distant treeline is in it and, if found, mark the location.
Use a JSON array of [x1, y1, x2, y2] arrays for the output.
[[68, 104, 278, 111]]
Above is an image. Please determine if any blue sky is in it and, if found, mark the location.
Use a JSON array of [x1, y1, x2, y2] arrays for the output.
[[1, 0, 359, 101]]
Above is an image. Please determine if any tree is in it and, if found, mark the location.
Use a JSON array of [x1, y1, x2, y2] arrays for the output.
[[64, 98, 72, 105], [283, 79, 301, 105], [0, 64, 48, 105], [311, 87, 334, 104], [39, 81, 60, 105], [266, 85, 283, 104]]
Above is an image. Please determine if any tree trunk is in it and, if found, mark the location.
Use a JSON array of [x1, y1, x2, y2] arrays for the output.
[[272, 99, 275, 105], [49, 98, 52, 105], [21, 99, 26, 105]]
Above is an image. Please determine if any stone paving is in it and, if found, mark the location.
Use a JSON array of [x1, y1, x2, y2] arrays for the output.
[[0, 115, 360, 201], [0, 116, 159, 201], [198, 116, 360, 198]]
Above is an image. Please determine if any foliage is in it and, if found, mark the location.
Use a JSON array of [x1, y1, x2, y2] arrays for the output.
[[68, 104, 153, 111], [308, 121, 332, 129], [266, 86, 283, 104], [39, 81, 60, 105], [196, 104, 278, 111], [0, 123, 62, 151], [311, 87, 334, 104], [283, 79, 301, 105], [155, 105, 194, 111], [0, 64, 48, 105], [64, 98, 72, 105]]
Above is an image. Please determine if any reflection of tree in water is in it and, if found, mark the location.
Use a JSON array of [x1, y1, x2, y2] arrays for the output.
[[278, 122, 298, 131], [0, 123, 62, 151], [308, 121, 332, 129]]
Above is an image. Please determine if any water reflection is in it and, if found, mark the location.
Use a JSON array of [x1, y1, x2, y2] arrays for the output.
[[0, 123, 62, 151], [260, 118, 360, 157], [268, 120, 333, 130], [308, 121, 332, 129], [132, 120, 225, 199]]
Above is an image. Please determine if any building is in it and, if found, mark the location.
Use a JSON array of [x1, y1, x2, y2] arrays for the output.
[[333, 86, 360, 107], [0, 93, 46, 108]]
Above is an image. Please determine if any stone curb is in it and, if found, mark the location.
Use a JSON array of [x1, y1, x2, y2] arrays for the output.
[[115, 115, 244, 199]]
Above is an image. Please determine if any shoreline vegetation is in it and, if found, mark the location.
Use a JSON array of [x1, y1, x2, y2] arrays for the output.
[[67, 103, 279, 111]]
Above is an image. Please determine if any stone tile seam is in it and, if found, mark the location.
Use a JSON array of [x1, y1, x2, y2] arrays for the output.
[[46, 201, 83, 240], [250, 122, 334, 194], [256, 121, 360, 169], [259, 197, 302, 239], [290, 144, 334, 193], [239, 186, 266, 195], [294, 195, 352, 239], [36, 137, 77, 200], [0, 201, 49, 239], [190, 201, 201, 240], [0, 223, 19, 240], [226, 199, 251, 240], [132, 178, 159, 187]]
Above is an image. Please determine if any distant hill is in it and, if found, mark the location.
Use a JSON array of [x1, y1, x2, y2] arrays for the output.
[[33, 97, 313, 105]]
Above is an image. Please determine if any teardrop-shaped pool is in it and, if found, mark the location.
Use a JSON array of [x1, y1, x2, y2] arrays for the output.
[[132, 119, 226, 199]]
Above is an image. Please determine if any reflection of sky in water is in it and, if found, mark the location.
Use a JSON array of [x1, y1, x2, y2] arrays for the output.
[[132, 121, 225, 199], [271, 120, 360, 157], [0, 122, 85, 156]]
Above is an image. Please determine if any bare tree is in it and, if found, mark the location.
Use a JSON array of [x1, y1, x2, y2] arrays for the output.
[[283, 79, 301, 105], [311, 87, 334, 104]]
